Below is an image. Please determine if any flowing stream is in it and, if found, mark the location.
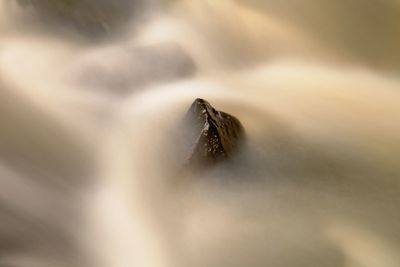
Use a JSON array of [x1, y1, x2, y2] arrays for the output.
[[1, 1, 400, 267]]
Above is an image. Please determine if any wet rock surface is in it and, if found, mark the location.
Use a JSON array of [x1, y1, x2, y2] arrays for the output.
[[183, 98, 245, 168], [16, 0, 146, 37]]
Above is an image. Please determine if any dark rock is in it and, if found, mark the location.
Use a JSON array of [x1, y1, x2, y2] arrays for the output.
[[16, 0, 147, 38], [183, 98, 245, 168]]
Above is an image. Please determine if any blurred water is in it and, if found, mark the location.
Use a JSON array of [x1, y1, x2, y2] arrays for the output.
[[1, 1, 400, 267]]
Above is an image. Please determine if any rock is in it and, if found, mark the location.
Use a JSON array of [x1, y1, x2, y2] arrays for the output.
[[183, 98, 245, 168], [74, 42, 196, 94], [16, 0, 146, 37]]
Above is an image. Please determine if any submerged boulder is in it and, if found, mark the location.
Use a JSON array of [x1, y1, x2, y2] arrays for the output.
[[16, 0, 146, 37], [183, 98, 245, 168], [75, 42, 196, 94]]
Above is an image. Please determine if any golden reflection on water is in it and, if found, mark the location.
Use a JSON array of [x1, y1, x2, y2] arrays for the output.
[[1, 1, 400, 267]]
